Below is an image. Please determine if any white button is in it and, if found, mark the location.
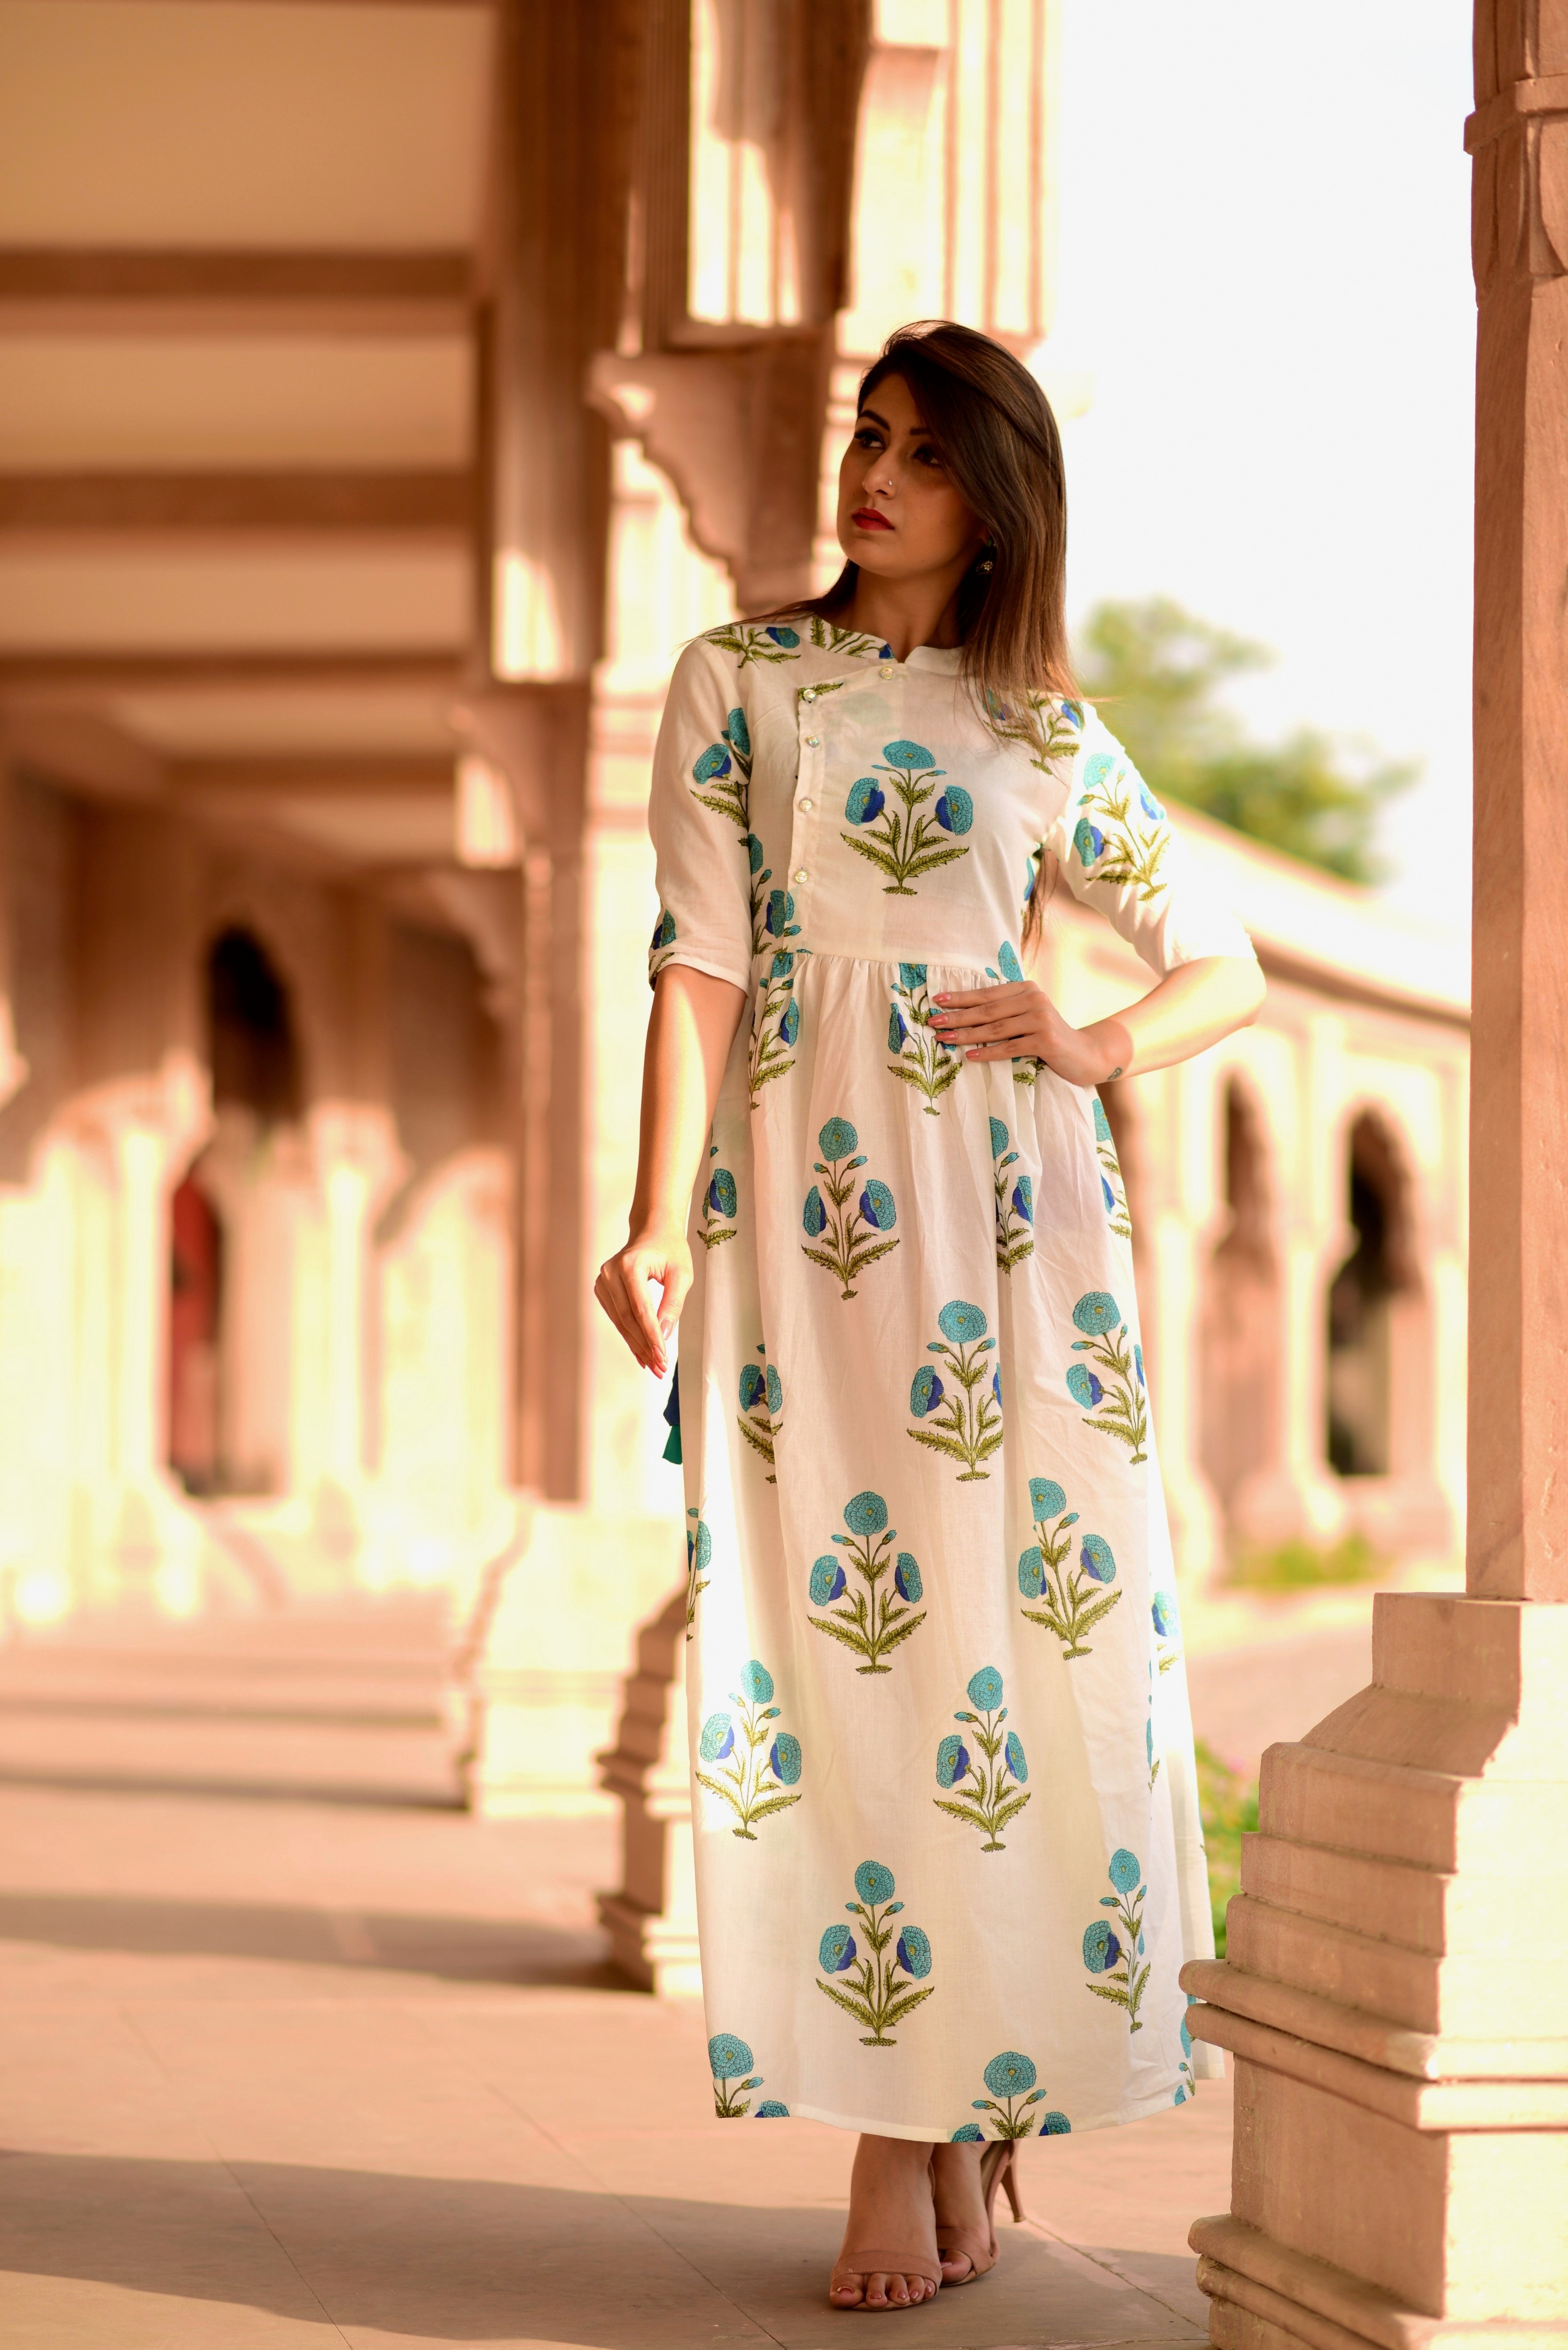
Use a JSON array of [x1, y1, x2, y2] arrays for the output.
[[793, 868, 808, 883], [798, 797, 813, 811], [805, 734, 820, 747], [801, 688, 817, 704], [880, 664, 896, 679]]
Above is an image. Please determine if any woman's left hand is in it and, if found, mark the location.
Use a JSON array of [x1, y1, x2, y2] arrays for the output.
[[929, 980, 1128, 1089]]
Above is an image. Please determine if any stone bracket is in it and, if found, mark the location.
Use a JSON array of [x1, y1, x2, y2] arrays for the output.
[[1183, 1957, 1568, 2082], [1190, 2000, 1568, 2131], [1190, 2216, 1564, 2350]]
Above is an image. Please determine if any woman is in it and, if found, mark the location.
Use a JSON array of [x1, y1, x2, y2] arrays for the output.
[[596, 320, 1263, 2313]]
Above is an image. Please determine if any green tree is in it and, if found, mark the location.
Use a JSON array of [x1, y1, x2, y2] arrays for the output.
[[1074, 598, 1416, 884]]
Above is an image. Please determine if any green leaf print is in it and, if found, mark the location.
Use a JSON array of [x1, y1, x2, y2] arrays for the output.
[[749, 951, 803, 1103], [984, 688, 1086, 774], [990, 1116, 1034, 1270], [689, 706, 753, 830], [699, 1140, 738, 1249], [817, 1859, 935, 2047], [806, 1490, 925, 1676], [841, 739, 972, 896], [1016, 1475, 1122, 1659], [806, 616, 890, 660], [694, 1660, 803, 1841], [1065, 1291, 1148, 1463], [800, 1116, 899, 1298], [1072, 749, 1170, 902], [685, 1507, 711, 1637], [886, 962, 961, 1114], [933, 1666, 1031, 1852], [1081, 1849, 1151, 2030], [706, 621, 803, 669], [952, 2049, 1069, 2142], [906, 1300, 1004, 1480], [1093, 1095, 1133, 1239], [736, 1349, 782, 1480]]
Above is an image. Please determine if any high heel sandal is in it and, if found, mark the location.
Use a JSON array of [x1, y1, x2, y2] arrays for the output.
[[829, 2160, 943, 2311], [934, 2140, 1028, 2286]]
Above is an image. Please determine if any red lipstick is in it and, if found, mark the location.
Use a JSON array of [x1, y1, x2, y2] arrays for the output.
[[851, 508, 893, 531]]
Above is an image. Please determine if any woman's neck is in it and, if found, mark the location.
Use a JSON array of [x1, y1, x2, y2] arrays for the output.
[[842, 572, 967, 662]]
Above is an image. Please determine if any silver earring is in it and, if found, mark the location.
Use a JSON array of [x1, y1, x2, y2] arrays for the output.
[[977, 544, 996, 573]]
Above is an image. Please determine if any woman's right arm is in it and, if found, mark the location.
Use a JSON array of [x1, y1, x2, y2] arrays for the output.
[[594, 963, 748, 1379]]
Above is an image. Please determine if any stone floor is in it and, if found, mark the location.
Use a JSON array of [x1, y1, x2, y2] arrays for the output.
[[0, 1585, 1380, 2349]]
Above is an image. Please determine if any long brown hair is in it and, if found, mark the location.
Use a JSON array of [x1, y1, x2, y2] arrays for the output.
[[775, 320, 1077, 938]]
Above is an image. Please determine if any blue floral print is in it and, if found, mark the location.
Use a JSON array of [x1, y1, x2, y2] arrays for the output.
[[1083, 1849, 1150, 2030], [1016, 1473, 1122, 1658], [694, 1658, 804, 1840], [801, 1116, 900, 1299], [700, 1141, 738, 1249], [685, 1508, 712, 1635], [991, 1117, 1034, 1270], [736, 1345, 782, 1479], [886, 962, 961, 1113], [907, 1300, 1003, 1480], [708, 2032, 789, 2117], [1073, 749, 1170, 901], [806, 1490, 926, 1675], [953, 2049, 1064, 2140], [1067, 1292, 1148, 1463], [841, 739, 972, 896], [1092, 1094, 1133, 1238], [817, 1859, 935, 2047], [933, 1665, 1030, 1852]]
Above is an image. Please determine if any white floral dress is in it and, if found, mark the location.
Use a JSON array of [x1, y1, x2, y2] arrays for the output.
[[650, 617, 1249, 2140]]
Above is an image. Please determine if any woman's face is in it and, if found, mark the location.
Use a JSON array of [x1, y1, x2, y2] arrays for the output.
[[835, 372, 986, 584]]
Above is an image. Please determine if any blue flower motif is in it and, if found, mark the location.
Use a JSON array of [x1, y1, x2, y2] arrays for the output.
[[819, 1923, 856, 1972], [1080, 1534, 1116, 1586], [845, 774, 886, 824], [1012, 1175, 1033, 1223], [992, 1367, 1002, 1406], [1092, 1097, 1113, 1143], [1102, 1175, 1116, 1212], [1084, 752, 1115, 790], [934, 786, 974, 835], [1005, 1731, 1028, 1783], [764, 1365, 782, 1414], [998, 940, 1025, 983], [989, 1116, 1010, 1159], [1073, 1291, 1121, 1335], [739, 1660, 774, 1703], [1152, 1591, 1178, 1639], [756, 2099, 790, 2117], [1109, 1848, 1142, 1894], [764, 889, 795, 936], [1181, 2014, 1193, 2058], [967, 1665, 1004, 1710], [770, 948, 795, 979], [1135, 1343, 1145, 1387], [810, 1554, 846, 1605], [894, 1552, 923, 1601], [650, 908, 676, 950], [909, 1364, 944, 1417], [950, 2122, 985, 2142], [859, 1179, 897, 1230], [1017, 1544, 1045, 1598], [884, 739, 936, 768], [818, 1116, 858, 1160], [764, 626, 799, 648], [937, 1298, 988, 1343], [888, 1004, 906, 1050], [770, 1732, 802, 1785], [1073, 817, 1107, 865], [746, 831, 765, 873], [693, 743, 733, 783], [936, 1732, 969, 1788], [843, 1490, 888, 1536], [1061, 700, 1084, 728], [727, 706, 752, 755], [1139, 785, 1165, 822], [699, 1712, 734, 1762], [802, 1185, 826, 1237], [780, 996, 800, 1046], [1038, 2110, 1072, 2135], [739, 1363, 765, 1410], [896, 1925, 932, 1977], [855, 1859, 896, 1904], [1067, 1364, 1104, 1408], [708, 1167, 737, 1217], [1029, 1476, 1066, 1520], [898, 961, 927, 990], [708, 2033, 754, 2078], [983, 2050, 1038, 2096], [1083, 1919, 1122, 1973]]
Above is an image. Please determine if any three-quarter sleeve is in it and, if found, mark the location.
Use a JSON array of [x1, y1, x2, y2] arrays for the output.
[[1041, 710, 1257, 976], [647, 636, 756, 993]]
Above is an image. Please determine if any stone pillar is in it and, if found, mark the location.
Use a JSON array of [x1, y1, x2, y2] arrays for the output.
[[1185, 14, 1568, 2348]]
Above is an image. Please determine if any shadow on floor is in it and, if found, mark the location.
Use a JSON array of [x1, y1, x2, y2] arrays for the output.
[[0, 2151, 1206, 2349], [0, 1889, 620, 1989]]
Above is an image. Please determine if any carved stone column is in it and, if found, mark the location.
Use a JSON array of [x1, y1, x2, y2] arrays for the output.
[[1185, 11, 1568, 2348]]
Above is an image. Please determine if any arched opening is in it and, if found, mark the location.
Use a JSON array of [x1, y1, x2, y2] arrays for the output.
[[1326, 1112, 1420, 1478], [168, 928, 304, 1496], [1200, 1080, 1281, 1512]]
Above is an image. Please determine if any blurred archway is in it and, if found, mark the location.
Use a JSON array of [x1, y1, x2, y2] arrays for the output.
[[1326, 1110, 1425, 1480], [1200, 1078, 1281, 1515]]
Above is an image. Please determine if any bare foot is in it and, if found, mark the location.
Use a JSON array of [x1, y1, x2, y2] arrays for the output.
[[930, 2140, 992, 2284], [829, 2134, 941, 2310]]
